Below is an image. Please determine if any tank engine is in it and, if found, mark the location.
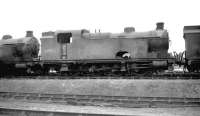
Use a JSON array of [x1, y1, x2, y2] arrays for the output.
[[0, 31, 40, 74], [40, 22, 172, 75]]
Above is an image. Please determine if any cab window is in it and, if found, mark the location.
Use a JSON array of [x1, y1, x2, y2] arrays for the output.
[[57, 33, 72, 43]]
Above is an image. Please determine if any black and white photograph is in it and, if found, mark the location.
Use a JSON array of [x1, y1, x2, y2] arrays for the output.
[[0, 0, 200, 116]]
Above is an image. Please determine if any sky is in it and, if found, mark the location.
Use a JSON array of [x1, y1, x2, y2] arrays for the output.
[[0, 0, 199, 52]]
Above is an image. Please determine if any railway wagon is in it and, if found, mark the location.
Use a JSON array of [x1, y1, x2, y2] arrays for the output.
[[184, 25, 200, 72], [40, 23, 171, 75]]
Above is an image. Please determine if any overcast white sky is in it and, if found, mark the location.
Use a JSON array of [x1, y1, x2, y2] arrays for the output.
[[0, 0, 199, 52]]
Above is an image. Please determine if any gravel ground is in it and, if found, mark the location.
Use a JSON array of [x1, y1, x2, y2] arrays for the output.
[[0, 79, 200, 98]]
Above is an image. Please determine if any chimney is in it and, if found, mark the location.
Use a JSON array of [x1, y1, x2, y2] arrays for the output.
[[26, 31, 33, 37], [156, 22, 164, 30], [124, 27, 135, 33]]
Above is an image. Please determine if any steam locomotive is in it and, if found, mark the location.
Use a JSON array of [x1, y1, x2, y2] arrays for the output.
[[0, 22, 198, 76]]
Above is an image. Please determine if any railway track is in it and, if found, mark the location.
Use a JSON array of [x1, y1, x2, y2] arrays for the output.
[[1, 102, 200, 116], [0, 101, 138, 116], [0, 108, 113, 116], [0, 107, 126, 116], [0, 92, 200, 108]]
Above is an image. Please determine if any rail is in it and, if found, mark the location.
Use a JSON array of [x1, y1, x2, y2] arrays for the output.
[[0, 92, 199, 108]]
